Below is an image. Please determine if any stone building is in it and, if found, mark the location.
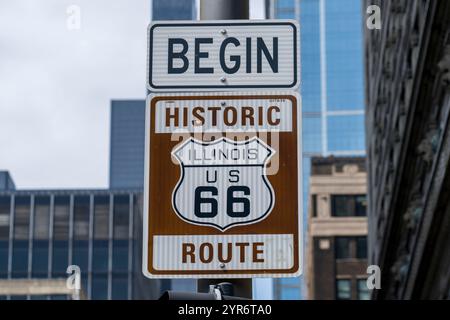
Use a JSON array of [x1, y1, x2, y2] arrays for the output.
[[306, 157, 368, 300], [364, 0, 450, 299]]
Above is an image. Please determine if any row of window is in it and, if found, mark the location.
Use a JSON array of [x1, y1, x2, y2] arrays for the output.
[[0, 194, 134, 241], [336, 279, 370, 300], [0, 239, 131, 276], [311, 194, 367, 217], [335, 236, 367, 260]]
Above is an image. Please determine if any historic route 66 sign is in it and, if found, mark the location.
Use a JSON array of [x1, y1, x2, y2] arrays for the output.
[[172, 137, 275, 231], [143, 92, 302, 278]]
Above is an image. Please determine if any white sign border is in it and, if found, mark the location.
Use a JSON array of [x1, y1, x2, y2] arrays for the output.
[[142, 91, 303, 279], [146, 19, 300, 92]]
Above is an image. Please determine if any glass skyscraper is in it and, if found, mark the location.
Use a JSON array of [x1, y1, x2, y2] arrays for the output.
[[152, 0, 197, 21], [109, 100, 146, 189], [270, 0, 366, 299]]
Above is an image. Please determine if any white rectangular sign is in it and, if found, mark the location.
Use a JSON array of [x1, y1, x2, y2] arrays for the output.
[[153, 234, 294, 272], [153, 92, 293, 133], [147, 20, 299, 91]]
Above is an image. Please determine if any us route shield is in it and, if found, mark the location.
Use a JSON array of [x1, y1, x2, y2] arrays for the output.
[[172, 137, 275, 231]]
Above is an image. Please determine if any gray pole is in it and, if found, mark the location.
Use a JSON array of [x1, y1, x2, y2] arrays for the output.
[[197, 0, 252, 299], [200, 0, 249, 20]]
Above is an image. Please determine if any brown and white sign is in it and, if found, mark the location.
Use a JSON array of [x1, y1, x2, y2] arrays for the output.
[[143, 92, 302, 278]]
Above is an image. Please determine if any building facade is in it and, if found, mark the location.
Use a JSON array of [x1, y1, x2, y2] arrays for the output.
[[109, 100, 146, 189], [152, 0, 197, 20], [0, 187, 159, 300], [306, 157, 368, 300], [0, 172, 15, 191], [270, 0, 366, 299], [365, 0, 450, 299]]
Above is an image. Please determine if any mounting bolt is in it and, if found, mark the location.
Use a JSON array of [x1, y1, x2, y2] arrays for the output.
[[221, 101, 226, 106], [220, 29, 227, 35], [220, 77, 226, 83], [219, 263, 225, 269]]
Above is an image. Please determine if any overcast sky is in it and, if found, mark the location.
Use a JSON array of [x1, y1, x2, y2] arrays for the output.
[[0, 0, 264, 190]]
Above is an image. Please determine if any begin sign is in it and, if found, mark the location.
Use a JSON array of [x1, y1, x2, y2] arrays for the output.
[[143, 92, 302, 278], [147, 20, 299, 91]]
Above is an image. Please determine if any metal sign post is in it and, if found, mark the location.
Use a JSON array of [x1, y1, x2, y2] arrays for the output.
[[198, 4, 253, 298]]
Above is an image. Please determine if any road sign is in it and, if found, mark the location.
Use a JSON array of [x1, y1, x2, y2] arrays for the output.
[[143, 92, 302, 278], [147, 20, 299, 91]]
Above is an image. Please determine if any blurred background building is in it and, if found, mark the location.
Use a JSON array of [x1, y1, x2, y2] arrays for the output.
[[0, 187, 158, 300], [109, 100, 146, 190], [152, 0, 197, 20], [306, 157, 368, 300], [0, 172, 15, 191], [365, 0, 450, 299], [268, 0, 366, 299]]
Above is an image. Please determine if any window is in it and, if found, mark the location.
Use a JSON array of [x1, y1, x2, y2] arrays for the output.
[[34, 196, 50, 239], [335, 237, 352, 259], [32, 240, 49, 277], [14, 196, 30, 239], [72, 240, 88, 271], [0, 196, 10, 240], [92, 240, 109, 272], [112, 275, 128, 300], [113, 195, 129, 239], [336, 279, 351, 300], [52, 240, 68, 275], [94, 196, 109, 239], [112, 240, 128, 272], [12, 240, 28, 276], [357, 279, 370, 300], [311, 194, 317, 217], [355, 195, 367, 216], [332, 195, 352, 217], [92, 274, 108, 300], [74, 196, 90, 240], [53, 196, 70, 240], [356, 237, 367, 259], [331, 195, 367, 217], [0, 240, 8, 275]]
